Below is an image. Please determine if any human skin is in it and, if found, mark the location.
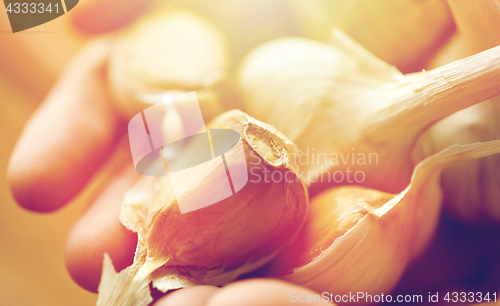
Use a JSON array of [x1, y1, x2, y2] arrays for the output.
[[7, 1, 330, 304], [154, 279, 335, 306], [69, 0, 155, 34], [7, 37, 138, 292]]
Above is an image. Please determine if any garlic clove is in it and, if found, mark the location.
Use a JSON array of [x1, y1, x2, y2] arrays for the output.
[[237, 29, 500, 194], [108, 9, 232, 121], [290, 0, 454, 72], [266, 140, 500, 303], [97, 110, 309, 306], [413, 0, 500, 224]]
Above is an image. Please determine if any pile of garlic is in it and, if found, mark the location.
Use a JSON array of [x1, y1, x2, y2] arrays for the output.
[[97, 2, 500, 305]]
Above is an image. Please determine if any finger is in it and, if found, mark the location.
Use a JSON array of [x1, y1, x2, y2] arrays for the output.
[[154, 286, 221, 306], [65, 163, 139, 293], [206, 279, 336, 306], [7, 38, 124, 212], [69, 0, 155, 34]]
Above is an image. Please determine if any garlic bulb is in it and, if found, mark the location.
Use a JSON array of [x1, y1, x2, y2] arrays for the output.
[[237, 29, 500, 195], [266, 140, 500, 303], [108, 9, 232, 121], [290, 0, 453, 72], [414, 0, 500, 224], [96, 110, 308, 306]]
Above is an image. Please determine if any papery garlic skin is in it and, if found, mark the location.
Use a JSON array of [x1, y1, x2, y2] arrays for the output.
[[414, 101, 500, 223], [108, 10, 232, 121], [414, 0, 500, 224], [266, 141, 500, 305], [237, 29, 500, 194], [97, 110, 309, 306], [290, 0, 453, 72]]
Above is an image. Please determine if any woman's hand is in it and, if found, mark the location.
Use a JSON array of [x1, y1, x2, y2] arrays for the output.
[[7, 37, 332, 305], [7, 37, 139, 292], [7, 2, 333, 304]]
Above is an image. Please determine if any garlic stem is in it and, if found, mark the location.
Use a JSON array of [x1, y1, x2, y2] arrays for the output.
[[338, 45, 500, 192], [238, 36, 500, 194], [375, 45, 500, 138]]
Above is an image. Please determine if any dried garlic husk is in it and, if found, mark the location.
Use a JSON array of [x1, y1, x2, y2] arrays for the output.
[[414, 0, 500, 224], [290, 0, 453, 72], [108, 9, 232, 121], [266, 140, 500, 302], [96, 110, 308, 306], [237, 29, 500, 194]]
